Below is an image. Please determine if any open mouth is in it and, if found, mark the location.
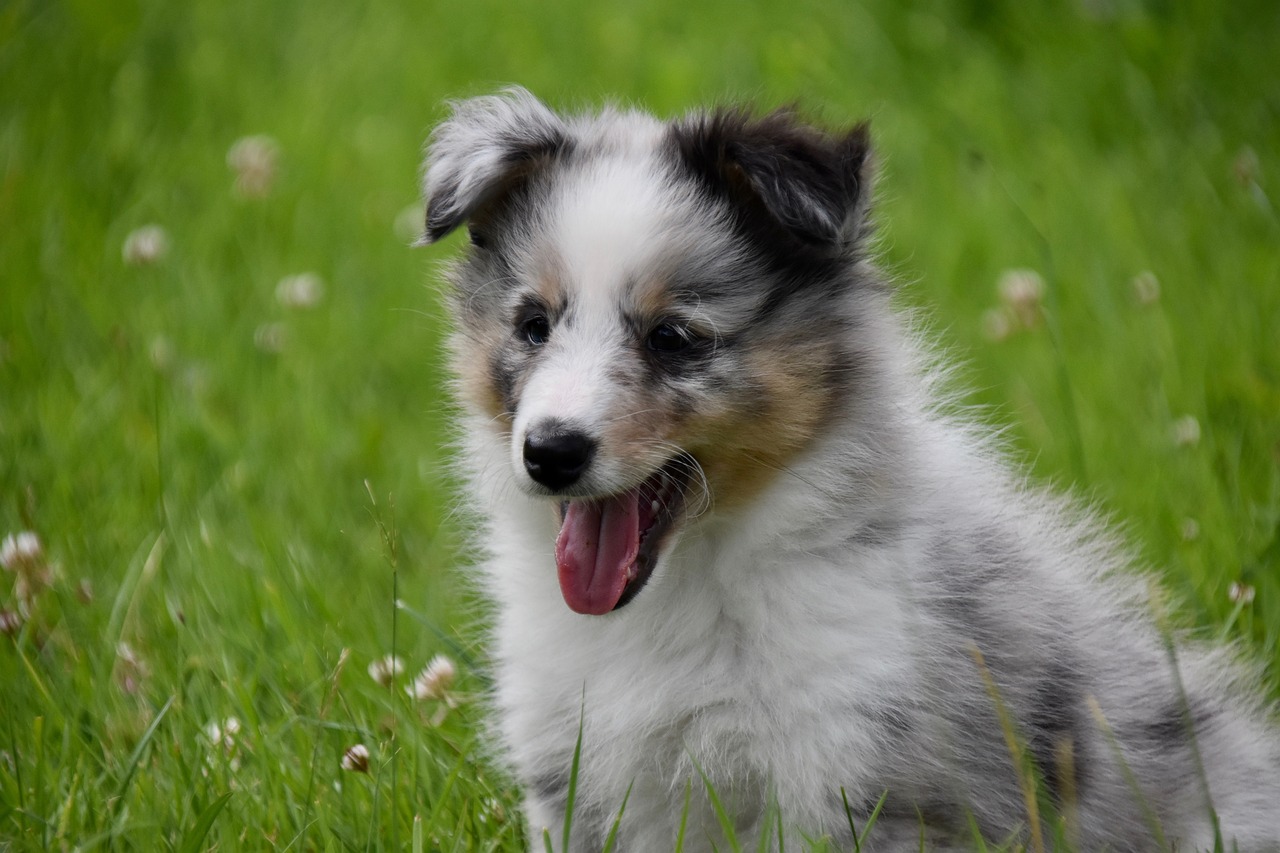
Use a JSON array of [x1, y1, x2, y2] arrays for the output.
[[553, 454, 693, 615]]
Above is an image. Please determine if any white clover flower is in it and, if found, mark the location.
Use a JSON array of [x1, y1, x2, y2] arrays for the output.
[[367, 654, 405, 687], [227, 135, 280, 198], [341, 743, 370, 773], [981, 308, 1013, 342], [1228, 582, 1256, 605], [394, 203, 425, 244], [149, 336, 175, 371], [203, 716, 243, 771], [122, 225, 169, 266], [117, 641, 141, 666], [1131, 271, 1160, 306], [275, 273, 324, 309], [407, 654, 457, 702], [1233, 146, 1259, 188], [1171, 415, 1201, 448], [997, 268, 1045, 330], [204, 716, 241, 751], [6, 530, 52, 607], [0, 609, 22, 636], [253, 322, 286, 354], [115, 642, 150, 694], [1, 531, 42, 572]]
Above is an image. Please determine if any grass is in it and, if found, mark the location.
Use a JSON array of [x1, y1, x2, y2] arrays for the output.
[[1, 0, 1277, 848]]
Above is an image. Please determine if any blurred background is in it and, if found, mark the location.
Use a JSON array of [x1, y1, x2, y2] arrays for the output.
[[1, 0, 1277, 847]]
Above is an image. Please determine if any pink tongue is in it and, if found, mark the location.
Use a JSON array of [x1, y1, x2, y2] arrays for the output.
[[555, 490, 641, 615]]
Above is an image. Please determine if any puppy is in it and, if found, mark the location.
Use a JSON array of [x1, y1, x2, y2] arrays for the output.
[[419, 88, 1280, 851]]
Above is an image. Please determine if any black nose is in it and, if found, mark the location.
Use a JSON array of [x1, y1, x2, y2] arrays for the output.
[[523, 424, 596, 491]]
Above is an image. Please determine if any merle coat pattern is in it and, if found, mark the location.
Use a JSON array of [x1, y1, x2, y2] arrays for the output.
[[419, 88, 1280, 851]]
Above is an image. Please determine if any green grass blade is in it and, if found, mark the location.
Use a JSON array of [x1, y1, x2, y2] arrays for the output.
[[562, 700, 585, 853], [600, 779, 633, 853], [970, 644, 1045, 853], [674, 778, 692, 853], [962, 810, 988, 852], [177, 791, 233, 853], [1086, 696, 1169, 848], [842, 787, 859, 853], [1151, 597, 1224, 851], [395, 601, 481, 674], [756, 798, 774, 853], [843, 787, 888, 852], [689, 752, 742, 853], [109, 695, 174, 822]]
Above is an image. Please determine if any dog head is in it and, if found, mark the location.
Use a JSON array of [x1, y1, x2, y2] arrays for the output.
[[422, 87, 876, 615]]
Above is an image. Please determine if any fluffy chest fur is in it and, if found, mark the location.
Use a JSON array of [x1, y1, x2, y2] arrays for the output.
[[419, 88, 1280, 852], [479, 432, 923, 847]]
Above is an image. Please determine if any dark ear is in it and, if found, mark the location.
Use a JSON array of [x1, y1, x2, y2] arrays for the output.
[[671, 107, 872, 249], [418, 87, 571, 244]]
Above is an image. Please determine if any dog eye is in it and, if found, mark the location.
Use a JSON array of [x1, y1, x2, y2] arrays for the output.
[[519, 314, 551, 346], [646, 322, 691, 354]]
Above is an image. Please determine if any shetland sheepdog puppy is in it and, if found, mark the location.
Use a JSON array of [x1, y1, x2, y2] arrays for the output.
[[418, 88, 1279, 851]]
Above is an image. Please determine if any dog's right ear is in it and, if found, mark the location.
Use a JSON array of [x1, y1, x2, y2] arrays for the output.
[[418, 87, 571, 245]]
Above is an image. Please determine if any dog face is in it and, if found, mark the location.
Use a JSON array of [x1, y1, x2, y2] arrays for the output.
[[423, 88, 875, 615]]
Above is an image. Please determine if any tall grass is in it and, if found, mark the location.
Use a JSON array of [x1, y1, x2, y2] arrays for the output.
[[1, 0, 1277, 848]]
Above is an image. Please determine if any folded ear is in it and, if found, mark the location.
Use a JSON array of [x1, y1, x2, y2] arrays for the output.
[[419, 87, 571, 244], [671, 107, 872, 250]]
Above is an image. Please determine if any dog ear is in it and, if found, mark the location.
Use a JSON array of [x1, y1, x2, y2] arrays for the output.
[[418, 87, 572, 244], [672, 107, 872, 250]]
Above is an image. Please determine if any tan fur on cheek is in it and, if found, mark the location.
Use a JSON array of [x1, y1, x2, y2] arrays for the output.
[[449, 330, 513, 429], [688, 342, 840, 510], [602, 386, 689, 470]]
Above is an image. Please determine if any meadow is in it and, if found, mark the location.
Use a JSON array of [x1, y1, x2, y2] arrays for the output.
[[1, 0, 1277, 849]]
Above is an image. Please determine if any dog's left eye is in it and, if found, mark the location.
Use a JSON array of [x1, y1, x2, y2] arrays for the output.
[[646, 323, 691, 354], [519, 314, 551, 345]]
